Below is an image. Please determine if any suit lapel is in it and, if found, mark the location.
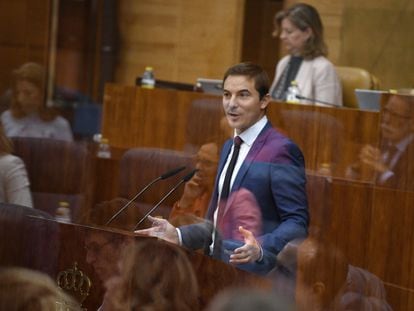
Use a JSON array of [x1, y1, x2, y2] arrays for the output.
[[223, 123, 272, 215]]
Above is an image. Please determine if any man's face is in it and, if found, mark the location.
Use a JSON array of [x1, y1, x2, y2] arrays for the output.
[[380, 95, 413, 143], [222, 75, 269, 134], [85, 233, 121, 282]]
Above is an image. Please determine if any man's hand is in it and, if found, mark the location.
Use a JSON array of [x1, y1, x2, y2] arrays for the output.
[[359, 144, 388, 173], [134, 216, 179, 244], [229, 226, 261, 264], [178, 178, 204, 209]]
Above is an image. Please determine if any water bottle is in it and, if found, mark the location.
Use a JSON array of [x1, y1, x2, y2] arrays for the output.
[[141, 66, 155, 89], [55, 201, 72, 223], [286, 80, 300, 104], [97, 138, 111, 159]]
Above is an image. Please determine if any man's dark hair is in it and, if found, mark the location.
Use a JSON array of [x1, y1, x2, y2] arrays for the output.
[[223, 62, 270, 100]]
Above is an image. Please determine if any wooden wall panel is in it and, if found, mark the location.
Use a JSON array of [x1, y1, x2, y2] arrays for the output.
[[102, 84, 226, 152], [339, 0, 414, 89], [241, 0, 283, 80], [0, 0, 51, 94], [115, 0, 245, 85]]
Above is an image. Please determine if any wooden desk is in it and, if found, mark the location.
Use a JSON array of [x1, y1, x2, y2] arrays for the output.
[[102, 84, 380, 178], [15, 217, 270, 310]]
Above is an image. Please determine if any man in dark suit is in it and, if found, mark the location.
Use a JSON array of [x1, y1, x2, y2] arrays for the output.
[[347, 94, 414, 190], [137, 62, 309, 274]]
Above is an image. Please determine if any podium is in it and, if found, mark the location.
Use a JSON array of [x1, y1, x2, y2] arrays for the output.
[[0, 212, 270, 310]]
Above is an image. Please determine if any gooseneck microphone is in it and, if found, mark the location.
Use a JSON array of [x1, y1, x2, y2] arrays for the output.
[[105, 166, 186, 225], [133, 169, 198, 230], [295, 94, 339, 107]]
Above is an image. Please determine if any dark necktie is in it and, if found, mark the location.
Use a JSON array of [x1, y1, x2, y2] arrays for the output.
[[220, 136, 243, 200], [385, 145, 398, 164]]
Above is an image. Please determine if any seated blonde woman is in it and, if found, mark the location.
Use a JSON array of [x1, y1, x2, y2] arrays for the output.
[[0, 267, 79, 310], [1, 62, 73, 141], [0, 124, 32, 207], [103, 240, 199, 311]]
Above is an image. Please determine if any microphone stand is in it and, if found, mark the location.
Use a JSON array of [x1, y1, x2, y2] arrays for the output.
[[105, 166, 186, 225], [133, 169, 197, 230], [295, 94, 340, 107]]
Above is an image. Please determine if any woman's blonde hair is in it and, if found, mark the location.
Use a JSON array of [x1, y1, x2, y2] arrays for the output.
[[107, 240, 200, 311], [274, 3, 327, 59], [0, 267, 79, 310], [10, 62, 57, 121]]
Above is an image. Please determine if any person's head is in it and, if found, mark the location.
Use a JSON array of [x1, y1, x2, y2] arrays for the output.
[[380, 94, 414, 143], [222, 62, 270, 135], [84, 231, 131, 283], [295, 237, 348, 311], [10, 62, 56, 121], [273, 3, 327, 58], [104, 240, 199, 311], [193, 142, 219, 189], [0, 267, 78, 310]]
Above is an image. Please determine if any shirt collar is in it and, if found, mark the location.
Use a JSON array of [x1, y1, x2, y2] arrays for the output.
[[234, 115, 268, 147]]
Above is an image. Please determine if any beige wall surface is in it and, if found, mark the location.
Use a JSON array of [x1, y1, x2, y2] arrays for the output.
[[115, 0, 245, 85], [339, 0, 414, 89]]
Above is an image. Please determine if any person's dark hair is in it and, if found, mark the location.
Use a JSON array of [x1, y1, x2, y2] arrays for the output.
[[223, 62, 270, 100], [274, 3, 327, 59]]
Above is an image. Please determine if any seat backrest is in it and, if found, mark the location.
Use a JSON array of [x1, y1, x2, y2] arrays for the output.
[[11, 137, 93, 221], [0, 203, 58, 274], [335, 66, 380, 108], [184, 98, 226, 153], [119, 148, 194, 220]]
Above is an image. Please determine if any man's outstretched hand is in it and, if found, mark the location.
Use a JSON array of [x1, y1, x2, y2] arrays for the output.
[[135, 216, 179, 244], [229, 226, 261, 264]]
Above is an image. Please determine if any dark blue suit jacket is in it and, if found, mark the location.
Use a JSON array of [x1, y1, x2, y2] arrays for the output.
[[180, 122, 309, 274]]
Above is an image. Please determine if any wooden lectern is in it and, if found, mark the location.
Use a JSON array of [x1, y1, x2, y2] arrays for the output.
[[1, 213, 269, 310]]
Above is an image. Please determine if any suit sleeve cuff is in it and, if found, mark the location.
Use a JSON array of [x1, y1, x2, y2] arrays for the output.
[[176, 228, 183, 246], [256, 246, 264, 263]]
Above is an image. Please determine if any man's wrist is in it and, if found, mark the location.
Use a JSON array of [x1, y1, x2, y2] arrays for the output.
[[255, 246, 264, 262]]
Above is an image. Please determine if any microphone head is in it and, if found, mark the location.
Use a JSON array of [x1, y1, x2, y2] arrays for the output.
[[183, 169, 198, 182], [160, 166, 186, 180]]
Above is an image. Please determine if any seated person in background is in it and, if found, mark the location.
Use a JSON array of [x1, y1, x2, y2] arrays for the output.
[[84, 230, 133, 286], [137, 62, 308, 275], [0, 267, 78, 310], [276, 236, 392, 311], [1, 62, 73, 141], [270, 3, 342, 106], [169, 142, 219, 226], [0, 124, 32, 207], [346, 94, 414, 190], [170, 116, 233, 226], [103, 240, 199, 311]]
